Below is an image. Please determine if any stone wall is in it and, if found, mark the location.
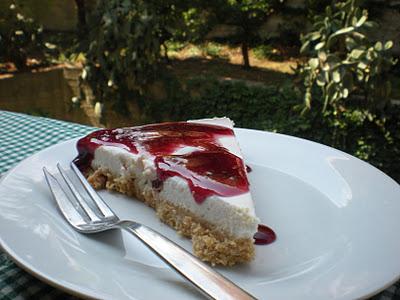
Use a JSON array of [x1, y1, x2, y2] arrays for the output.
[[0, 67, 146, 128], [0, 67, 98, 125]]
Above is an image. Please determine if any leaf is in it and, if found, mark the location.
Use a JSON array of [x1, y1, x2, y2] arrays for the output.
[[300, 40, 310, 53], [315, 42, 325, 50], [45, 42, 56, 49], [366, 49, 377, 61], [358, 61, 368, 69], [374, 42, 383, 51], [357, 69, 364, 81], [351, 16, 358, 27], [363, 20, 378, 28], [351, 32, 366, 41], [327, 26, 355, 48], [310, 31, 321, 41], [309, 58, 319, 69], [355, 14, 367, 27], [81, 68, 87, 80], [343, 88, 349, 98], [350, 49, 364, 59], [332, 26, 355, 36], [333, 70, 341, 83], [318, 51, 327, 62], [384, 41, 393, 50]]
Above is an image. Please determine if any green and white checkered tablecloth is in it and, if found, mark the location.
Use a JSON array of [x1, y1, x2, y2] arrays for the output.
[[0, 110, 95, 299], [0, 110, 399, 300]]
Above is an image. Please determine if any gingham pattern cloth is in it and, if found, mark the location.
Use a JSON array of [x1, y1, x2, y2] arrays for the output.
[[0, 110, 399, 300], [0, 110, 95, 299]]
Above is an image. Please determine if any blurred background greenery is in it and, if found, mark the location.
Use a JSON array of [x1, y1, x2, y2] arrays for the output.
[[0, 0, 399, 182]]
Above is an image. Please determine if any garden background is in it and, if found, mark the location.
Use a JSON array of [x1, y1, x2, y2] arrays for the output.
[[0, 0, 399, 182]]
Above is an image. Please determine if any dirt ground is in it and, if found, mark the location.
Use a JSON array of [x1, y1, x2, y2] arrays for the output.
[[0, 43, 298, 85], [167, 43, 298, 84]]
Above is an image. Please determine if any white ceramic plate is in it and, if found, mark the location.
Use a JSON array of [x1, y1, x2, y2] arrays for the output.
[[1, 128, 400, 300]]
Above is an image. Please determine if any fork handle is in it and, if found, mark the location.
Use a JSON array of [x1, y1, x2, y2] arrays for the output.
[[118, 220, 257, 300]]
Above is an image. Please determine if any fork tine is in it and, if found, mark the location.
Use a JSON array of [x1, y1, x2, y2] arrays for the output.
[[43, 167, 86, 226], [57, 163, 101, 222], [70, 162, 116, 219]]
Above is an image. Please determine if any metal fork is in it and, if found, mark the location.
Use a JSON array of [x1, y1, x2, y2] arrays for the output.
[[43, 162, 256, 300]]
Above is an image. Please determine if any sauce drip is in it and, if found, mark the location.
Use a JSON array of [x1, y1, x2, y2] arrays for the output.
[[74, 122, 249, 203], [254, 224, 276, 245]]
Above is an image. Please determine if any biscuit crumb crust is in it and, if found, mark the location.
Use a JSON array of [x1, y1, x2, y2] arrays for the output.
[[87, 169, 255, 266]]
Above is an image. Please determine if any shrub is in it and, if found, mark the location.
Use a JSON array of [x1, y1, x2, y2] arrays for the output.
[[298, 0, 397, 111], [253, 45, 282, 61], [0, 3, 46, 70], [294, 0, 399, 181], [203, 42, 223, 58], [143, 76, 301, 130]]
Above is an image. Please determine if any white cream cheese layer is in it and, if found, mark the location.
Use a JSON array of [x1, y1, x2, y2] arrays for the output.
[[91, 118, 259, 239]]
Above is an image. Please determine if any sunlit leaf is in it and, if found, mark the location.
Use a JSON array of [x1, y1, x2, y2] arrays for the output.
[[333, 70, 341, 83], [384, 41, 393, 50], [309, 58, 319, 69]]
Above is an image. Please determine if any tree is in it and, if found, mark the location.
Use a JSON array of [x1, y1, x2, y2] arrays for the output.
[[75, 0, 87, 39], [212, 0, 284, 68], [154, 0, 192, 63], [83, 0, 163, 110]]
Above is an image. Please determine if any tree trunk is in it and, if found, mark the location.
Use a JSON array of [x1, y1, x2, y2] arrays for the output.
[[241, 41, 250, 69], [75, 0, 87, 38], [162, 42, 170, 64]]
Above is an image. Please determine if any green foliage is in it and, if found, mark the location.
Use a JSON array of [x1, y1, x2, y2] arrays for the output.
[[298, 0, 397, 111], [143, 76, 302, 130], [0, 2, 46, 69], [253, 45, 282, 61], [178, 6, 215, 43], [203, 42, 223, 58], [178, 77, 302, 131], [144, 77, 400, 182], [83, 0, 163, 109], [156, 1, 192, 45], [165, 41, 187, 53], [299, 102, 400, 181]]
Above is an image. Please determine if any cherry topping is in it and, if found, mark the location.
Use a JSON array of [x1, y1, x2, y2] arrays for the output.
[[254, 224, 276, 245], [156, 150, 249, 203], [74, 122, 249, 203]]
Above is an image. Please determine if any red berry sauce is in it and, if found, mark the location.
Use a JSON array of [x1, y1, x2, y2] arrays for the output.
[[74, 122, 249, 203], [254, 224, 276, 245]]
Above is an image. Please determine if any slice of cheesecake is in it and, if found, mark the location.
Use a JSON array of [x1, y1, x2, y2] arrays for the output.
[[74, 117, 260, 266]]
